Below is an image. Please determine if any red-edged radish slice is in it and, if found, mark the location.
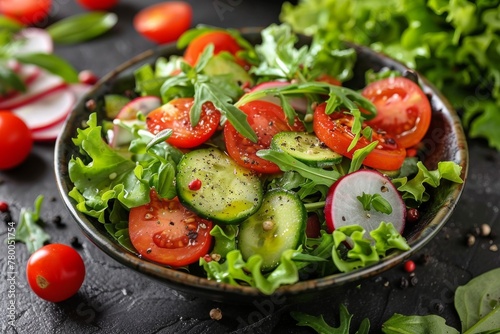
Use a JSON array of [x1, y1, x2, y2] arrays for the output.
[[324, 169, 406, 234], [31, 84, 92, 142], [109, 96, 161, 147], [31, 118, 66, 142], [247, 81, 308, 113], [13, 87, 75, 131], [14, 28, 53, 55], [0, 70, 66, 110]]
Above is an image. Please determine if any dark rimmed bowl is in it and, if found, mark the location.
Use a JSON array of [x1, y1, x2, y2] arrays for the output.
[[54, 29, 468, 304]]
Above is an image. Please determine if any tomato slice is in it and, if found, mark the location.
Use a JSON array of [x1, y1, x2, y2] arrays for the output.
[[184, 31, 245, 67], [146, 97, 221, 149], [129, 191, 213, 267], [224, 100, 305, 174], [133, 2, 192, 44], [313, 103, 406, 171], [362, 77, 432, 148]]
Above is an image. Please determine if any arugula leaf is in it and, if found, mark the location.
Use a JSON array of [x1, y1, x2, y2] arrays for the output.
[[257, 149, 340, 186], [46, 12, 118, 44], [291, 305, 370, 334], [15, 195, 50, 253]]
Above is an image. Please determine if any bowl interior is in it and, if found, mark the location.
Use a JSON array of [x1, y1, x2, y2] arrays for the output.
[[55, 30, 468, 303]]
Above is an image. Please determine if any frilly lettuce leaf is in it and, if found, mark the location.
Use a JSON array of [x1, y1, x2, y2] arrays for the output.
[[200, 249, 300, 295], [209, 224, 238, 258], [68, 113, 180, 223], [370, 222, 410, 257], [392, 161, 463, 206]]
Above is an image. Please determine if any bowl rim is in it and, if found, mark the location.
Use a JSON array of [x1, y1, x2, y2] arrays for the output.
[[54, 30, 469, 301]]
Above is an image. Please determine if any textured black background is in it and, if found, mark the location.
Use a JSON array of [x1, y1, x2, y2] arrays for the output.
[[1, 1, 499, 333]]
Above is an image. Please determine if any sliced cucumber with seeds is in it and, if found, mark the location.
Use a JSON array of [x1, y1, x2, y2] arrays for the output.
[[238, 189, 306, 271], [176, 148, 263, 224], [271, 132, 342, 166]]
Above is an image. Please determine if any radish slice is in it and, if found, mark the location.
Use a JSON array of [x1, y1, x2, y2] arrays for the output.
[[0, 63, 41, 102], [324, 169, 406, 234], [13, 87, 75, 131], [109, 96, 161, 147], [0, 70, 66, 110], [31, 84, 92, 142], [248, 81, 308, 113], [32, 118, 66, 142], [14, 28, 53, 55]]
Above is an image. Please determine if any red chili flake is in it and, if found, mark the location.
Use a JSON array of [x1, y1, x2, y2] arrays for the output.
[[0, 201, 9, 212], [188, 179, 202, 191], [403, 260, 416, 273]]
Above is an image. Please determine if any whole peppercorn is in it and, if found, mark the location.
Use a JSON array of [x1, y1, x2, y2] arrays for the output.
[[403, 260, 416, 273]]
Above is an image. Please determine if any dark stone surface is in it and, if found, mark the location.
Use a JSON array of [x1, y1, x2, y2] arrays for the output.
[[1, 1, 499, 333]]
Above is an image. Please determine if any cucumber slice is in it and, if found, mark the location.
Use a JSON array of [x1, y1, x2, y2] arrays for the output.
[[238, 189, 306, 271], [271, 132, 342, 166], [176, 148, 263, 224]]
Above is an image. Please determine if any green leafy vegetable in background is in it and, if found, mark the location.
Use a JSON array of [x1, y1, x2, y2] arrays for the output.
[[293, 268, 500, 333], [280, 0, 500, 150], [46, 12, 118, 44], [291, 305, 370, 334], [14, 195, 50, 253]]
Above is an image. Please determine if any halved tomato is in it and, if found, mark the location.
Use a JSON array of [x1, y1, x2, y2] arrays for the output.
[[129, 191, 213, 267], [313, 103, 406, 171], [224, 100, 305, 174], [146, 97, 221, 149], [184, 31, 245, 67], [362, 77, 431, 148]]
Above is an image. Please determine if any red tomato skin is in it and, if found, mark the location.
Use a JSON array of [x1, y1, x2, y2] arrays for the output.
[[224, 100, 305, 174], [129, 192, 213, 267], [0, 0, 51, 24], [0, 111, 33, 170], [146, 97, 221, 149], [76, 0, 118, 10], [184, 31, 244, 66], [26, 244, 85, 303], [133, 2, 192, 44], [313, 103, 406, 171], [362, 77, 432, 148]]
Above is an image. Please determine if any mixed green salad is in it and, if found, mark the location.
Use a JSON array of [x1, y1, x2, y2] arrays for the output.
[[68, 24, 463, 294]]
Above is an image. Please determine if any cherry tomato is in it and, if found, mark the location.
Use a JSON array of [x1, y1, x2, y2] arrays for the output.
[[0, 0, 51, 24], [146, 97, 221, 149], [133, 1, 192, 44], [362, 77, 432, 148], [184, 31, 244, 67], [0, 111, 33, 170], [128, 191, 213, 267], [313, 103, 406, 171], [224, 100, 305, 174], [26, 244, 85, 302], [76, 0, 117, 10]]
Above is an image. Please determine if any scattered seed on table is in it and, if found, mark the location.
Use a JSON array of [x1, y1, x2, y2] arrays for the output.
[[489, 244, 498, 252], [209, 308, 222, 320], [480, 224, 491, 237], [466, 234, 476, 247], [70, 236, 83, 249], [399, 277, 409, 289]]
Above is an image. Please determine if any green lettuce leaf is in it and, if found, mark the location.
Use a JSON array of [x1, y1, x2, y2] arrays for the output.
[[392, 161, 463, 205], [15, 195, 50, 253], [200, 249, 300, 295], [382, 314, 459, 334]]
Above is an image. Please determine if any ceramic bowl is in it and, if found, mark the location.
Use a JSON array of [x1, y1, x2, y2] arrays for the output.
[[55, 29, 468, 304]]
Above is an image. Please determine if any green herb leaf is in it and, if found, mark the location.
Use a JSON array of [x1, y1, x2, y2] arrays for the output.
[[47, 12, 117, 44], [0, 16, 24, 32], [291, 305, 370, 334], [455, 268, 500, 333], [14, 195, 50, 253], [14, 53, 79, 83], [357, 192, 393, 214], [382, 314, 459, 334], [348, 140, 378, 173], [0, 66, 26, 95]]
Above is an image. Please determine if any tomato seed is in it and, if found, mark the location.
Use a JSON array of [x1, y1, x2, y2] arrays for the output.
[[403, 260, 416, 273], [0, 201, 9, 212]]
